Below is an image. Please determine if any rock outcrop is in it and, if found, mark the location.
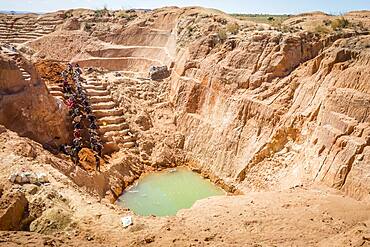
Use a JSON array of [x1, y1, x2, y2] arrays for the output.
[[0, 51, 71, 147], [168, 14, 370, 199], [0, 189, 28, 231], [149, 65, 170, 80]]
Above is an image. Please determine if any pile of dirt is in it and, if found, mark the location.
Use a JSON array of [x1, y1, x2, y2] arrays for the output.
[[35, 61, 65, 86], [27, 30, 104, 61], [78, 148, 105, 172]]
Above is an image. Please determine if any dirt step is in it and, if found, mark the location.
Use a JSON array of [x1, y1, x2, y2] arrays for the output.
[[91, 101, 116, 110], [0, 37, 34, 42], [97, 115, 126, 125], [37, 20, 63, 25], [85, 86, 108, 92], [86, 89, 110, 97], [33, 30, 53, 35], [2, 38, 28, 43], [54, 95, 64, 100], [12, 28, 38, 32], [93, 108, 123, 118], [36, 24, 57, 28], [48, 85, 62, 91], [50, 91, 64, 97], [99, 127, 130, 136], [103, 142, 119, 153], [7, 33, 41, 39], [3, 51, 17, 56], [121, 141, 136, 149], [82, 84, 107, 90], [89, 95, 113, 103], [102, 133, 135, 143], [103, 129, 131, 138], [11, 32, 31, 37], [84, 80, 105, 86], [98, 122, 129, 132]]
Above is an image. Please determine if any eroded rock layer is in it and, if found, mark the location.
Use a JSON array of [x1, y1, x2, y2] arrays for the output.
[[172, 27, 370, 200], [0, 49, 70, 146], [0, 7, 369, 246]]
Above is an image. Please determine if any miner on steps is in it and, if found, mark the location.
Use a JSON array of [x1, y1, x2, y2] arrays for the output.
[[94, 154, 100, 172]]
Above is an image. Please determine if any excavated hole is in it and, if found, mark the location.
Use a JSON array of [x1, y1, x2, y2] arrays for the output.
[[116, 166, 225, 216]]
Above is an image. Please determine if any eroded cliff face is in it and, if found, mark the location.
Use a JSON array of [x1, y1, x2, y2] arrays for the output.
[[169, 19, 370, 199], [0, 52, 71, 147], [0, 8, 370, 246], [10, 7, 368, 201]]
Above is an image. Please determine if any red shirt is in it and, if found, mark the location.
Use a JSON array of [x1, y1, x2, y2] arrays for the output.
[[66, 99, 75, 109], [73, 129, 81, 138]]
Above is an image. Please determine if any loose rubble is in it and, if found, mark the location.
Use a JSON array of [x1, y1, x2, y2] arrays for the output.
[[9, 172, 49, 185], [148, 65, 170, 80]]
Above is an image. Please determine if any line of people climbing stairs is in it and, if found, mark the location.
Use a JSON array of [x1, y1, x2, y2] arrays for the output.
[[57, 64, 103, 170], [48, 64, 137, 166]]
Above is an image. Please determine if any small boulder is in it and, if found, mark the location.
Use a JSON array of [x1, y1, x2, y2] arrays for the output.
[[134, 111, 153, 131], [149, 65, 170, 81], [121, 216, 133, 228], [62, 18, 81, 30], [0, 125, 6, 134], [9, 172, 49, 185]]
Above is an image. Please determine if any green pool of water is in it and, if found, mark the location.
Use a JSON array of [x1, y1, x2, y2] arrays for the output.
[[117, 167, 225, 216]]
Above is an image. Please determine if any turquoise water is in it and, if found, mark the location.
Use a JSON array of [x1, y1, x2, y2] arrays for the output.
[[117, 167, 225, 216]]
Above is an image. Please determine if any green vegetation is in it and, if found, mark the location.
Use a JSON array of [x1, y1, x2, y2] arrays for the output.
[[323, 19, 332, 26], [84, 23, 92, 31], [231, 14, 292, 24], [357, 21, 365, 30], [186, 25, 196, 37], [330, 17, 350, 30], [355, 21, 368, 32], [116, 11, 137, 21], [94, 5, 109, 18], [64, 10, 73, 19], [217, 28, 227, 41], [117, 11, 129, 18], [226, 22, 240, 35], [323, 17, 367, 32], [314, 25, 330, 35], [187, 25, 195, 32]]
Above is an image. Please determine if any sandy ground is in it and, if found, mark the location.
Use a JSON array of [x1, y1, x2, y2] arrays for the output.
[[0, 129, 369, 246]]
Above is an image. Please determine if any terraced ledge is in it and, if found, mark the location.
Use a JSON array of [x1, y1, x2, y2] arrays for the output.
[[76, 57, 163, 71]]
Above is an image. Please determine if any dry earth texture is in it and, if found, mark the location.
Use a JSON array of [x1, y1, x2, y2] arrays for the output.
[[0, 7, 370, 246]]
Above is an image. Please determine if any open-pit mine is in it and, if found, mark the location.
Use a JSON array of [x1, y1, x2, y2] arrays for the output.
[[0, 6, 370, 246]]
